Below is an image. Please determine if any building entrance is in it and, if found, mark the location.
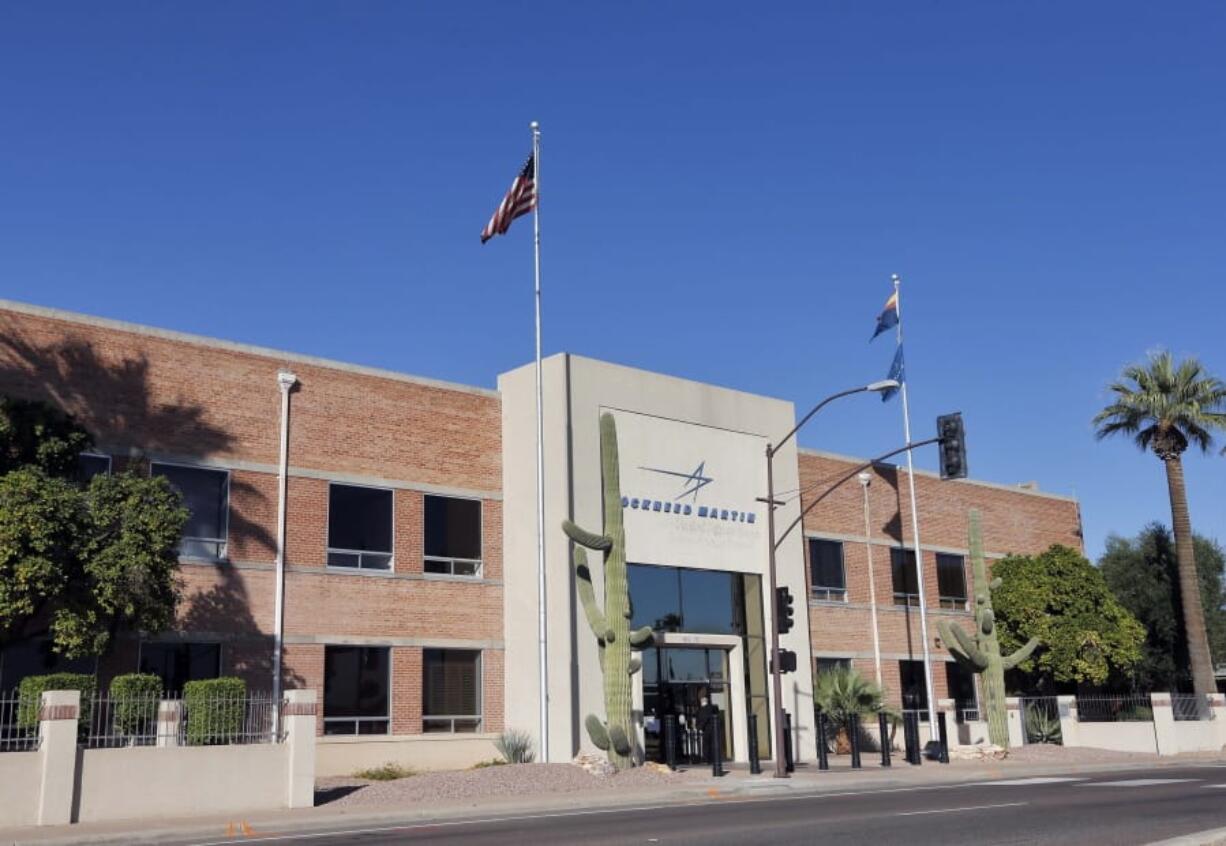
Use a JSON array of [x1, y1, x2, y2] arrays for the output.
[[643, 647, 733, 764]]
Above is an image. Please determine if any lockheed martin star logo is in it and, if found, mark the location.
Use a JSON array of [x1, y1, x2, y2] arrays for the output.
[[640, 461, 714, 502]]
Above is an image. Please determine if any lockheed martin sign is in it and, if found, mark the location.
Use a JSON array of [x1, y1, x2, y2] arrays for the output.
[[607, 408, 766, 571]]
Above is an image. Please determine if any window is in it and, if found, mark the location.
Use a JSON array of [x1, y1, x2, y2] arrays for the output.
[[890, 548, 921, 606], [423, 495, 482, 576], [422, 649, 482, 732], [139, 642, 221, 693], [809, 539, 846, 601], [815, 657, 851, 679], [323, 646, 390, 735], [327, 484, 393, 570], [77, 453, 111, 483], [0, 639, 95, 691], [936, 554, 968, 610], [945, 661, 979, 722], [151, 463, 229, 560], [899, 659, 929, 719]]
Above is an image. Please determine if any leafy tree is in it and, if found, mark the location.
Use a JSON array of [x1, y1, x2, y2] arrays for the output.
[[992, 545, 1146, 690], [1093, 351, 1226, 695], [0, 397, 188, 659], [1100, 524, 1226, 692]]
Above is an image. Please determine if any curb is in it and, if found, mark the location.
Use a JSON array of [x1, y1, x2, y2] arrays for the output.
[[4, 757, 1225, 846]]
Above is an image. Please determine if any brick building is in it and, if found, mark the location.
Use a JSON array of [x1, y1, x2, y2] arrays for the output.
[[0, 300, 1081, 772]]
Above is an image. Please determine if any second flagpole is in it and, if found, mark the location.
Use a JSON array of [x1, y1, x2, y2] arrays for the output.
[[531, 120, 549, 762]]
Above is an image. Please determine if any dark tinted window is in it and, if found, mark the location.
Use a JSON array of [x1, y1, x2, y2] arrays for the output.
[[77, 453, 111, 483], [423, 649, 481, 732], [937, 554, 967, 601], [424, 496, 481, 560], [139, 642, 221, 693], [328, 485, 393, 552], [945, 661, 978, 714], [0, 639, 94, 690], [627, 564, 741, 635], [815, 657, 851, 678], [899, 659, 928, 715], [152, 464, 229, 558], [809, 540, 845, 590], [323, 646, 389, 735], [628, 563, 682, 632], [891, 548, 920, 598]]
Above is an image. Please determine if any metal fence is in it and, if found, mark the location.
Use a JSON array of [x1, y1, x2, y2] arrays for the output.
[[1019, 696, 1062, 745], [1075, 693, 1154, 723], [83, 690, 280, 749], [0, 688, 40, 753], [1171, 693, 1213, 722]]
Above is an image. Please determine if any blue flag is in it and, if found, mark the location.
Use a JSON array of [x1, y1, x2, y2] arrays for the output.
[[871, 291, 899, 341], [882, 345, 904, 402]]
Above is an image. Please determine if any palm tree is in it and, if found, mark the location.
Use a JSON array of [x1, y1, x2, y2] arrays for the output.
[[1093, 351, 1226, 695]]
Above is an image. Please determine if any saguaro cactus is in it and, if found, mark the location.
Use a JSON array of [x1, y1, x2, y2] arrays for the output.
[[937, 509, 1039, 748], [563, 412, 654, 770]]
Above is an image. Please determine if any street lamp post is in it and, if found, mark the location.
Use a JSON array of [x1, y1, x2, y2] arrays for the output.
[[858, 471, 884, 687], [762, 379, 899, 779]]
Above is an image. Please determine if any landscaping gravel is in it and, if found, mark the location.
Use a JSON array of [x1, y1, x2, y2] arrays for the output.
[[317, 763, 702, 809]]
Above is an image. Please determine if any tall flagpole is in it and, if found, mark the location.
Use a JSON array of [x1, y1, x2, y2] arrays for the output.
[[530, 120, 549, 762], [893, 273, 939, 734]]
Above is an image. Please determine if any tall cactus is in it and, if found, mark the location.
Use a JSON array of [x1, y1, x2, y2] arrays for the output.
[[937, 509, 1039, 748], [563, 412, 654, 770]]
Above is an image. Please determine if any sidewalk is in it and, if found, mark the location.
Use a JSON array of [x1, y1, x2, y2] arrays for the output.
[[4, 754, 1224, 846]]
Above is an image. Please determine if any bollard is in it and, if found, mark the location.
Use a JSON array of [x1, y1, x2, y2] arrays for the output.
[[664, 714, 678, 770], [905, 711, 922, 766], [878, 712, 891, 767], [709, 707, 724, 777], [937, 710, 950, 764], [747, 713, 762, 775], [849, 713, 862, 769], [783, 709, 795, 773], [816, 709, 830, 771]]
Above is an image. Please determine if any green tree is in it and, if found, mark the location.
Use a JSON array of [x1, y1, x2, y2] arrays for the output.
[[992, 545, 1145, 690], [1100, 524, 1226, 692], [0, 397, 188, 659], [1093, 351, 1226, 695]]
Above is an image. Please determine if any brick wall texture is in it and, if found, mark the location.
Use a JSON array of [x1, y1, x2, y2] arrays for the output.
[[0, 302, 1082, 730]]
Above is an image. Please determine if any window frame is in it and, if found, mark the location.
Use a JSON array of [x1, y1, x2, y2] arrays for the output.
[[421, 648, 483, 733], [890, 547, 921, 607], [936, 553, 969, 611], [150, 460, 231, 562], [422, 494, 483, 578], [322, 644, 392, 736], [807, 538, 847, 602], [325, 481, 396, 573]]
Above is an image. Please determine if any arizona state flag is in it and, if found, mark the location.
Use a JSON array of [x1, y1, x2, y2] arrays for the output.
[[871, 291, 899, 341]]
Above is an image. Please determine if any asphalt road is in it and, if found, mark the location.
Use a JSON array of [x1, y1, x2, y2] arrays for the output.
[[195, 765, 1226, 846]]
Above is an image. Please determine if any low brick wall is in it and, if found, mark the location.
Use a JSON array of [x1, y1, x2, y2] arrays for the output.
[[316, 733, 500, 777]]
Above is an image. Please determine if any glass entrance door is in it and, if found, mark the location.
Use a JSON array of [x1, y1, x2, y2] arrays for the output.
[[643, 647, 733, 764]]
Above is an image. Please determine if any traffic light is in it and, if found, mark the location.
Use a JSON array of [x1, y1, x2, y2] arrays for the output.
[[775, 586, 795, 634], [937, 412, 968, 481], [772, 649, 798, 674]]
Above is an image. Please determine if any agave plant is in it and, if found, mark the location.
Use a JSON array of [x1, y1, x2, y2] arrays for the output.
[[494, 729, 536, 764], [1024, 705, 1062, 745]]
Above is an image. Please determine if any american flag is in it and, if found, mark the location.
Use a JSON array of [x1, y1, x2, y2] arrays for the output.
[[480, 154, 537, 243]]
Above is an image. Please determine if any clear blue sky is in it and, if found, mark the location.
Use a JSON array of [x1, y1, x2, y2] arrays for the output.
[[1, 2, 1223, 560]]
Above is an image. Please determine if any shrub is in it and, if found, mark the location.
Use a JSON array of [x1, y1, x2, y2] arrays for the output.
[[813, 668, 887, 752], [17, 673, 96, 730], [183, 677, 246, 745], [1117, 704, 1154, 722], [470, 759, 507, 769], [354, 763, 415, 780], [494, 729, 535, 764], [108, 673, 163, 737]]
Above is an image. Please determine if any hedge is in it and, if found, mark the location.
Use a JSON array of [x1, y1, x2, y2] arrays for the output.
[[183, 677, 247, 745], [108, 673, 163, 736], [17, 673, 96, 730]]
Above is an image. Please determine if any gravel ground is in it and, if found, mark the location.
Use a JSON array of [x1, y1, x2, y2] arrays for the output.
[[975, 744, 1226, 765], [317, 763, 704, 809]]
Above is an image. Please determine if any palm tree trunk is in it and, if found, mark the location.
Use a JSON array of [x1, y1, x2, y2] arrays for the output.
[[1164, 456, 1217, 695]]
